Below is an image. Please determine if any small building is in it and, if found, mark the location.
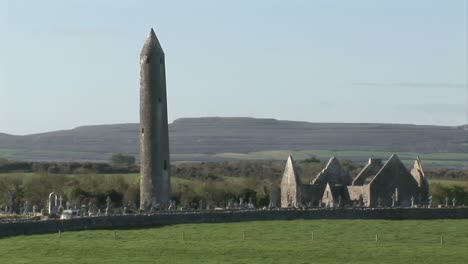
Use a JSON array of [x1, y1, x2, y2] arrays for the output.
[[280, 154, 429, 208]]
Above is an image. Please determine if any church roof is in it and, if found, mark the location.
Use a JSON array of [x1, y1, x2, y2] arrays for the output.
[[140, 28, 164, 58]]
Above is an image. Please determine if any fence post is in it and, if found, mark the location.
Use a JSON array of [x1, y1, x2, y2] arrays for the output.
[[243, 231, 246, 241], [58, 230, 61, 239], [440, 235, 443, 245], [375, 233, 378, 242], [114, 231, 117, 240], [311, 231, 314, 241]]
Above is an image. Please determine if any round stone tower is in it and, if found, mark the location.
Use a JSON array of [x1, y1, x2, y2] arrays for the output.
[[139, 28, 171, 209]]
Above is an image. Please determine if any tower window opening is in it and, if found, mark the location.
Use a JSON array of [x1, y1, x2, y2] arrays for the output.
[[141, 128, 144, 134], [163, 160, 167, 170], [158, 97, 162, 103]]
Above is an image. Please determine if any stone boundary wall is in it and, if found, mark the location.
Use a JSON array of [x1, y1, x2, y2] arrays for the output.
[[1, 208, 468, 239]]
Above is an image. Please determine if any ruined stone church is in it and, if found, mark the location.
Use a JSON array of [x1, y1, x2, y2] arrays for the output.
[[280, 154, 429, 208]]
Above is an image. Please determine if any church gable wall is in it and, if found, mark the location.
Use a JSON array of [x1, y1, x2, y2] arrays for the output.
[[369, 156, 419, 207]]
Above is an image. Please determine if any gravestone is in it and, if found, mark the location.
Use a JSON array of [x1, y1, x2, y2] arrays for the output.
[[23, 201, 29, 215], [48, 192, 58, 215], [58, 196, 64, 211], [168, 200, 176, 210], [106, 196, 112, 216]]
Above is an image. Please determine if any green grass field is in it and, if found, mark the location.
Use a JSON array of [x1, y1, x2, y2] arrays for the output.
[[215, 150, 468, 168], [1, 220, 468, 264], [0, 148, 17, 158], [430, 179, 468, 188], [2, 148, 468, 168]]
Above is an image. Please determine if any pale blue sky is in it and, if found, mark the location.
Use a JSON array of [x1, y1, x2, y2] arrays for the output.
[[1, 0, 467, 135]]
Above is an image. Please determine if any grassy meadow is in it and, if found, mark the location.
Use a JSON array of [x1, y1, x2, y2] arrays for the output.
[[214, 149, 468, 168], [1, 220, 467, 264], [2, 148, 467, 168]]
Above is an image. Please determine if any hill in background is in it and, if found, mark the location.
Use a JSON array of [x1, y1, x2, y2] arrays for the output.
[[0, 117, 467, 167]]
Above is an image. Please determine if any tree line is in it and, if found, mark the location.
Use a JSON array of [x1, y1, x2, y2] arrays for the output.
[[0, 155, 467, 213]]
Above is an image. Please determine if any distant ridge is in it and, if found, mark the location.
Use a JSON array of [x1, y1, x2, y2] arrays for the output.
[[0, 117, 466, 162]]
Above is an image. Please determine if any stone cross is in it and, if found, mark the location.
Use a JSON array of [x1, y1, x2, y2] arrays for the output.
[[452, 198, 456, 207], [428, 195, 433, 208], [59, 196, 64, 209], [66, 201, 71, 210], [410, 196, 415, 208], [444, 197, 449, 207], [391, 194, 396, 208]]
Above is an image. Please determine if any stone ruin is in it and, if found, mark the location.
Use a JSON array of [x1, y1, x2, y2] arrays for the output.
[[281, 154, 430, 208]]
